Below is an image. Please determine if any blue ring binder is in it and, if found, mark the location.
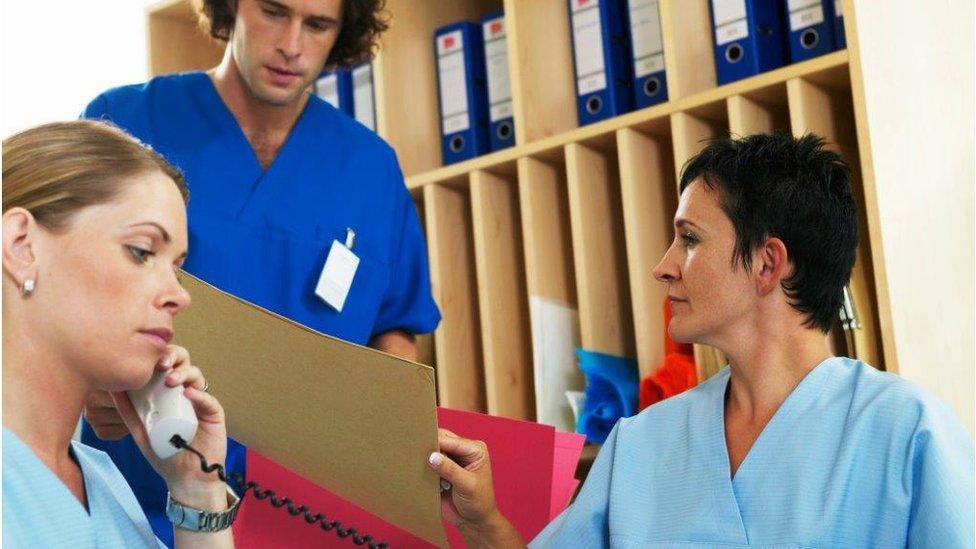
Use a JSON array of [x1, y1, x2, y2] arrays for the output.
[[709, 0, 787, 85], [481, 11, 516, 152], [569, 0, 635, 126], [435, 21, 491, 165], [784, 0, 838, 64], [627, 0, 668, 108]]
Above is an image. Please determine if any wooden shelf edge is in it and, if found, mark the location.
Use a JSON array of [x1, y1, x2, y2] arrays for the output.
[[406, 50, 849, 190]]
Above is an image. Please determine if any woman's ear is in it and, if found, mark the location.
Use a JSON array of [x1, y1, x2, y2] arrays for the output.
[[2, 208, 39, 291], [754, 236, 790, 295]]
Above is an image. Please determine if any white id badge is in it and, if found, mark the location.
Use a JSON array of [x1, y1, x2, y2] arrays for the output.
[[315, 240, 360, 312]]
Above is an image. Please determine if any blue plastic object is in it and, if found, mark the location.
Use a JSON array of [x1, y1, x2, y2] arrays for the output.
[[576, 348, 639, 444]]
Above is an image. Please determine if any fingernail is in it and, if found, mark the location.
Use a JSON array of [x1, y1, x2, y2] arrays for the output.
[[428, 452, 443, 467], [167, 373, 180, 383], [440, 479, 452, 492], [160, 355, 173, 367]]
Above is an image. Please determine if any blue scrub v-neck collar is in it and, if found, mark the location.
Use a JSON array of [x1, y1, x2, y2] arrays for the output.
[[714, 357, 837, 482], [191, 71, 316, 176], [703, 358, 838, 542]]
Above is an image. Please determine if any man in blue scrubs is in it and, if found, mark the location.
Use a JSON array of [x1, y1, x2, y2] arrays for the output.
[[81, 0, 440, 544]]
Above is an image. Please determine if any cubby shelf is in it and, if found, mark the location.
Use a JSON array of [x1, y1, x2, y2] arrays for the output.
[[405, 50, 849, 190], [148, 0, 888, 426]]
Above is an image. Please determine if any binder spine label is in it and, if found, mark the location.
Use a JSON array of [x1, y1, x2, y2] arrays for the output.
[[315, 74, 340, 108], [628, 0, 665, 78], [788, 0, 825, 31], [711, 0, 749, 45], [834, 0, 842, 16], [352, 64, 376, 131], [571, 0, 607, 95], [437, 30, 470, 135], [483, 17, 513, 123]]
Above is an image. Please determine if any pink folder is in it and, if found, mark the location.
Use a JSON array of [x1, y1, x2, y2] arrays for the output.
[[232, 408, 585, 547], [551, 431, 585, 519]]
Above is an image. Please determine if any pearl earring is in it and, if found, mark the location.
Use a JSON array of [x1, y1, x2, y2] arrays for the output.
[[22, 279, 35, 297]]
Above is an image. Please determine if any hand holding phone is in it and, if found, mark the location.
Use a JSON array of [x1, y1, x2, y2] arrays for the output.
[[113, 345, 228, 508], [127, 368, 198, 459], [119, 345, 388, 547]]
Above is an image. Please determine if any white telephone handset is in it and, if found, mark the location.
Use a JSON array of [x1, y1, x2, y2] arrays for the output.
[[127, 369, 198, 459]]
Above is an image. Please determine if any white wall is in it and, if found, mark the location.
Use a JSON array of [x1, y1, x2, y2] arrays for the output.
[[1, 0, 160, 139], [852, 0, 975, 434]]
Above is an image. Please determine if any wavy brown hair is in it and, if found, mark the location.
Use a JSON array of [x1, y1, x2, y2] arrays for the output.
[[193, 0, 390, 68]]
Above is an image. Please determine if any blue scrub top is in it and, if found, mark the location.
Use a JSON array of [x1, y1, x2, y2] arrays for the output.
[[80, 72, 441, 545], [531, 358, 975, 548]]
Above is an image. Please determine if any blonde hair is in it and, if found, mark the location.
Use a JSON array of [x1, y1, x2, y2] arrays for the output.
[[2, 120, 188, 231]]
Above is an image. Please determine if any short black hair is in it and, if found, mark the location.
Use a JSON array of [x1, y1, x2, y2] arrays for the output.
[[679, 132, 857, 333]]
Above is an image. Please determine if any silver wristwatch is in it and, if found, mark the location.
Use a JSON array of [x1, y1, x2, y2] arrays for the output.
[[166, 486, 241, 532]]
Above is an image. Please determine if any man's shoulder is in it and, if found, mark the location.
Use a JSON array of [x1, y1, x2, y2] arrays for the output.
[[84, 72, 203, 119], [305, 96, 398, 161]]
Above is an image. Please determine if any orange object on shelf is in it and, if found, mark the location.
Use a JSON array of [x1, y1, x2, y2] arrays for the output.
[[638, 300, 698, 411]]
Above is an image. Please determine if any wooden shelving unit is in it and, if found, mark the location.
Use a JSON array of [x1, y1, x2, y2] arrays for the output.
[[146, 0, 223, 76], [412, 48, 884, 399], [147, 0, 890, 423]]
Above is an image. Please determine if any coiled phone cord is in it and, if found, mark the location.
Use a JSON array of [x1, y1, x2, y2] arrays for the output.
[[170, 435, 390, 549]]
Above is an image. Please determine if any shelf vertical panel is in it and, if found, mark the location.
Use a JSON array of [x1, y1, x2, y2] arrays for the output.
[[660, 0, 717, 99], [505, 0, 578, 144], [517, 155, 583, 429], [413, 194, 438, 368], [616, 127, 677, 378], [726, 85, 790, 136], [565, 143, 636, 359], [423, 183, 486, 412], [470, 170, 535, 419]]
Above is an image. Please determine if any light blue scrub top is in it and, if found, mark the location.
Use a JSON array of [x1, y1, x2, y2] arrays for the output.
[[3, 428, 164, 548], [531, 358, 975, 548]]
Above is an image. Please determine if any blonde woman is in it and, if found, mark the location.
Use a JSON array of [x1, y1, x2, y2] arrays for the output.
[[3, 121, 236, 547]]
